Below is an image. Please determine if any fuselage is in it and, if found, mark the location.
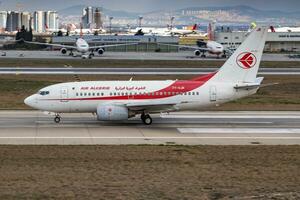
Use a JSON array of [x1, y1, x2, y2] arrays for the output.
[[206, 41, 224, 55], [24, 78, 256, 114], [75, 38, 89, 53]]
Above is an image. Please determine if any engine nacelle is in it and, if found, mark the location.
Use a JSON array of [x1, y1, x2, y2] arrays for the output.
[[97, 105, 129, 121], [60, 48, 67, 55], [194, 50, 201, 56], [97, 48, 105, 55]]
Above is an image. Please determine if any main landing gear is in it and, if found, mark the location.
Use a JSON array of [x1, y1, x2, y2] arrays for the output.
[[141, 113, 152, 125], [54, 114, 61, 123]]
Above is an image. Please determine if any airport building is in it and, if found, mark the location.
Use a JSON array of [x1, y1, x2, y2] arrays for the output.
[[82, 6, 103, 29], [52, 35, 179, 52], [0, 11, 7, 32], [215, 31, 300, 52], [6, 11, 22, 32], [45, 11, 59, 31], [21, 12, 31, 31]]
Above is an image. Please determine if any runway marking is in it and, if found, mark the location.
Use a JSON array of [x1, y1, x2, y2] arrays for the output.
[[178, 128, 300, 134], [0, 137, 299, 139], [163, 115, 300, 119]]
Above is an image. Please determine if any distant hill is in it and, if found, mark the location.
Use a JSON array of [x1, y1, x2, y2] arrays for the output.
[[176, 5, 300, 19], [58, 5, 300, 24]]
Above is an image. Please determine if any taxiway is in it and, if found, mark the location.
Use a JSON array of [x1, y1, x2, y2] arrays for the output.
[[0, 67, 299, 75], [1, 51, 299, 61]]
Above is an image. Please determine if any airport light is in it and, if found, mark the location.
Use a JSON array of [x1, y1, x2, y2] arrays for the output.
[[109, 16, 113, 34], [138, 16, 143, 28]]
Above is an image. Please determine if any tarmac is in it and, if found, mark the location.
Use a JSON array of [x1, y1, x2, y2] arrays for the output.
[[0, 67, 299, 75], [1, 50, 299, 61], [1, 111, 300, 145]]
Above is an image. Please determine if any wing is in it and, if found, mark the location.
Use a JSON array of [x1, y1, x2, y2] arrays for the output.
[[23, 40, 77, 49], [157, 43, 208, 51], [89, 43, 138, 50]]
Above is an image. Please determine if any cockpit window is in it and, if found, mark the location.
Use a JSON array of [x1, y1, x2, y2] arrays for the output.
[[81, 45, 88, 47], [39, 91, 50, 96]]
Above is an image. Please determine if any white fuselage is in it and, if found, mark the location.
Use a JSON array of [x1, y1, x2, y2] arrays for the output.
[[75, 38, 90, 53], [206, 41, 224, 55], [24, 78, 256, 114]]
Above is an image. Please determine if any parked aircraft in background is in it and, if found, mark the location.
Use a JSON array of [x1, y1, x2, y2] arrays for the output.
[[159, 23, 228, 58], [23, 37, 137, 59], [130, 24, 199, 36], [25, 27, 268, 125], [0, 36, 20, 46]]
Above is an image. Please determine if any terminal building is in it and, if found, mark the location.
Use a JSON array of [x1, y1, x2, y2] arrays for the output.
[[215, 31, 300, 52], [52, 35, 179, 52]]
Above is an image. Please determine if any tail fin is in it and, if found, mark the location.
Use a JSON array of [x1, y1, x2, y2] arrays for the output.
[[192, 24, 197, 31], [211, 27, 268, 83]]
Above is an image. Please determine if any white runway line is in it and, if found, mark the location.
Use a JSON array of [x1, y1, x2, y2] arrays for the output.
[[0, 137, 300, 139], [178, 128, 300, 134], [162, 115, 300, 119]]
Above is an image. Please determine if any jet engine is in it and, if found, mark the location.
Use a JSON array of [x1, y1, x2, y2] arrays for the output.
[[60, 48, 67, 55], [97, 48, 105, 55], [194, 50, 201, 56], [97, 105, 129, 121]]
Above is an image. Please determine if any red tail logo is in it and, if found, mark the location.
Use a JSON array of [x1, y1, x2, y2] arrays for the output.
[[236, 52, 257, 69]]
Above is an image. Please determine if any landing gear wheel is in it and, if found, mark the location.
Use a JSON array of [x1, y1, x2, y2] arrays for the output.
[[142, 114, 152, 125], [54, 116, 61, 123], [222, 54, 227, 58], [88, 54, 93, 59], [201, 54, 206, 58]]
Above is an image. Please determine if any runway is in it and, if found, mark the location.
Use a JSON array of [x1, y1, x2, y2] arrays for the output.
[[1, 111, 300, 145], [0, 67, 299, 75], [1, 50, 299, 61]]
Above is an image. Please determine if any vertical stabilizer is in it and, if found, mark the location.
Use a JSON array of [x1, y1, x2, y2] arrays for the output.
[[211, 27, 268, 83]]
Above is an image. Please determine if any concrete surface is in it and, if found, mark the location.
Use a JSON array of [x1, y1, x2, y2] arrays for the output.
[[0, 111, 300, 145]]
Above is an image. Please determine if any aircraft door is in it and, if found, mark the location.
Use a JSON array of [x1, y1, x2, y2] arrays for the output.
[[60, 87, 69, 102], [210, 86, 217, 102]]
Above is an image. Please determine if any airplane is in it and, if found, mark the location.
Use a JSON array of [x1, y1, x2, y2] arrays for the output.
[[23, 36, 137, 59], [0, 36, 21, 46], [0, 37, 22, 56], [159, 23, 228, 58], [24, 27, 268, 125], [130, 24, 198, 36]]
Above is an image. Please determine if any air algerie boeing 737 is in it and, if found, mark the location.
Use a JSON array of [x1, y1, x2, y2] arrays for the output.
[[25, 27, 268, 125]]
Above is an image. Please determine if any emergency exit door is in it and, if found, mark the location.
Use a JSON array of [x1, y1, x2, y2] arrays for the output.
[[60, 87, 69, 102]]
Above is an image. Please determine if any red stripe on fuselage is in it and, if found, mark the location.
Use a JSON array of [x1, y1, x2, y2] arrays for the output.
[[45, 73, 216, 101]]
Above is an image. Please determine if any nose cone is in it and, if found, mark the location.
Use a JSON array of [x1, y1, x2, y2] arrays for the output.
[[24, 95, 36, 108]]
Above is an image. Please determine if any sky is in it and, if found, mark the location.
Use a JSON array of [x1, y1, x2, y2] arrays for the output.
[[0, 0, 299, 12]]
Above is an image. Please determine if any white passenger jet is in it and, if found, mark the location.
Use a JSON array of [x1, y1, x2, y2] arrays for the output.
[[24, 37, 137, 59], [159, 24, 227, 58], [25, 27, 268, 125]]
